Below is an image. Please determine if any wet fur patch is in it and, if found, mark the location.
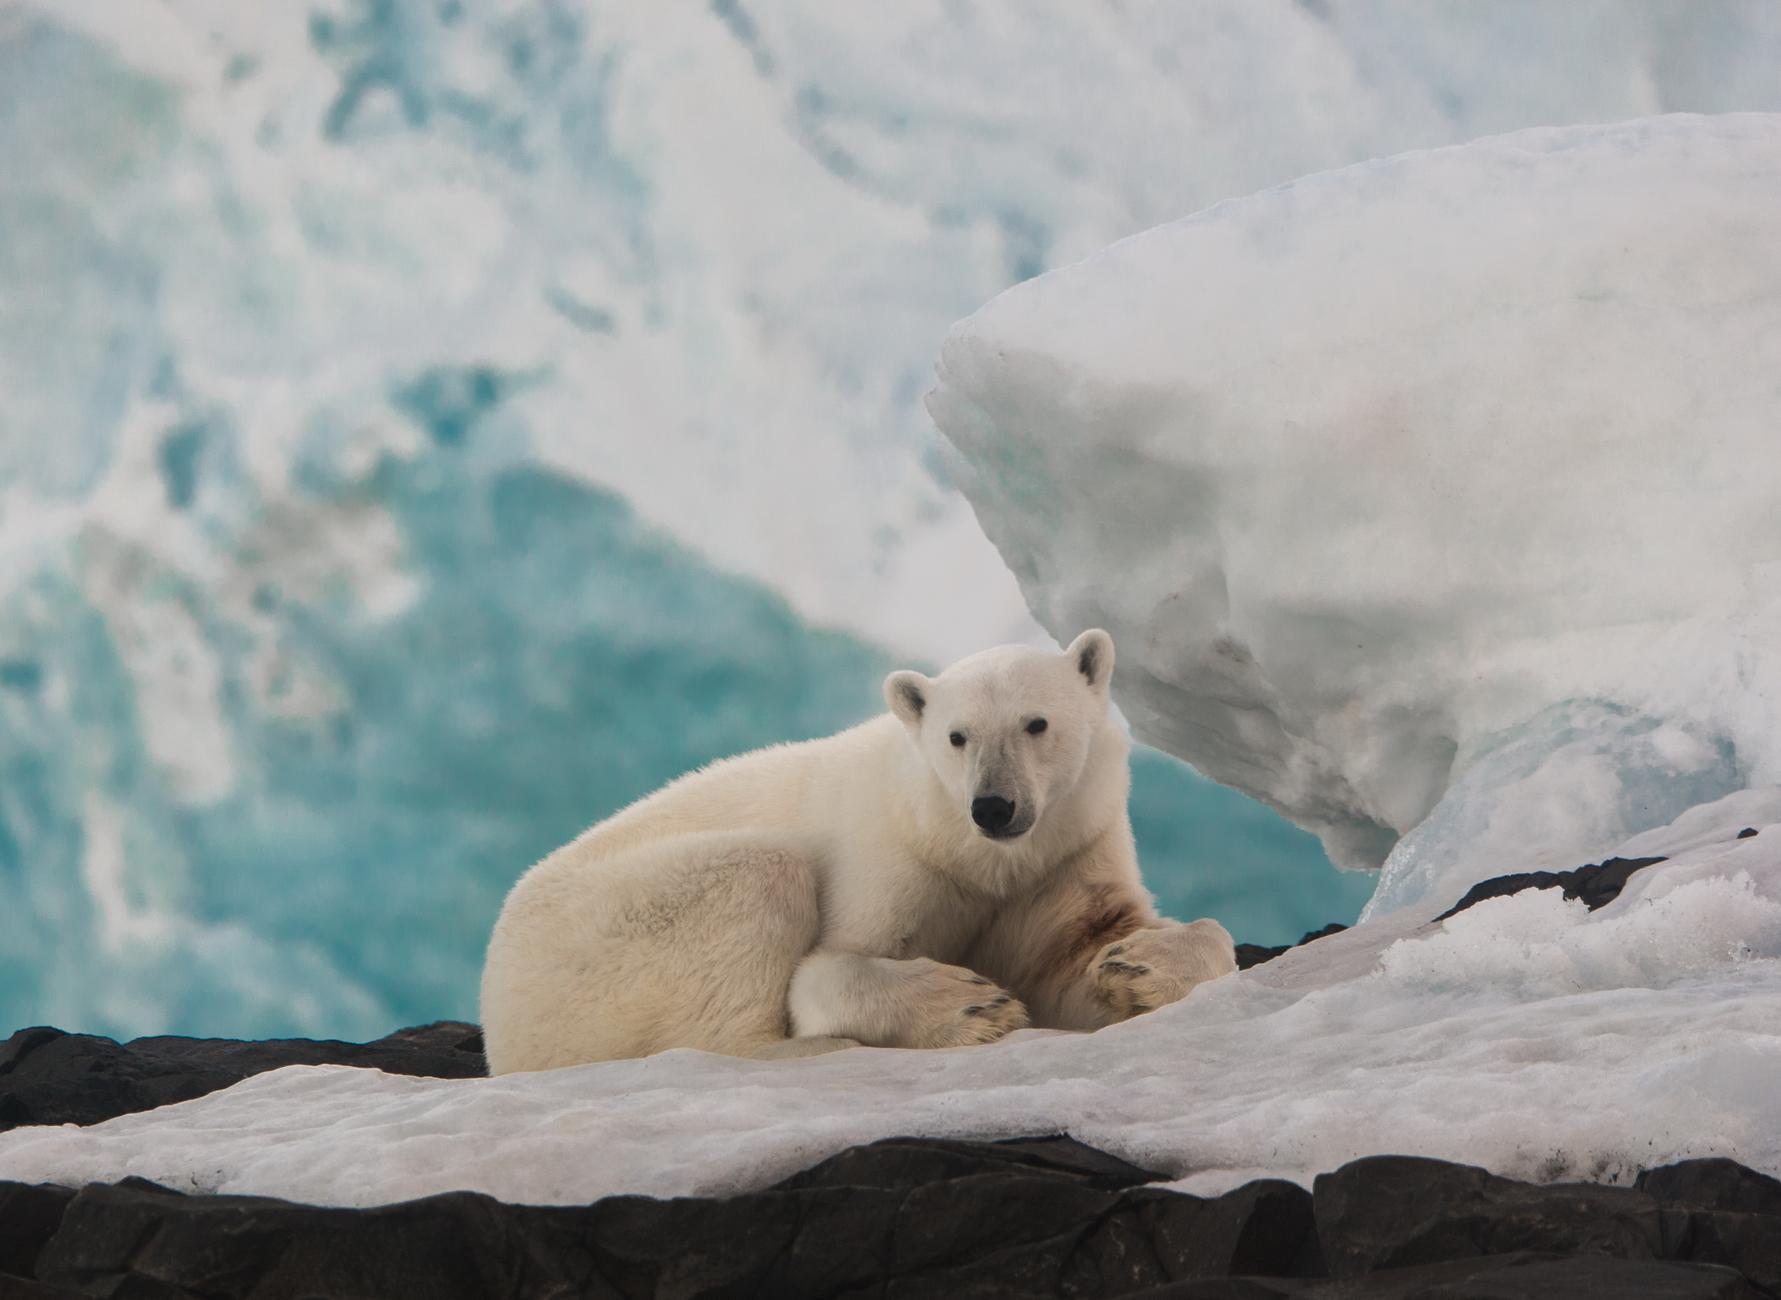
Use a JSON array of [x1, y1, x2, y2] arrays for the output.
[[1059, 888, 1145, 965]]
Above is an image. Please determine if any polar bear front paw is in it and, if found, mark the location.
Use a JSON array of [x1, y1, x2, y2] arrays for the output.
[[903, 959, 1029, 1048], [1090, 919, 1236, 1019]]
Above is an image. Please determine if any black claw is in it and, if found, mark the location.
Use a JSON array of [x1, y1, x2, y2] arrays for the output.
[[991, 994, 1010, 1006], [963, 1004, 984, 1016], [1106, 944, 1125, 957]]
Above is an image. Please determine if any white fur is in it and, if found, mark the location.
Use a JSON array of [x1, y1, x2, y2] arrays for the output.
[[480, 631, 1237, 1073]]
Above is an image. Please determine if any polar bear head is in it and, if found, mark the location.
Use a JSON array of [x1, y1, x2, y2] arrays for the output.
[[885, 630, 1115, 843]]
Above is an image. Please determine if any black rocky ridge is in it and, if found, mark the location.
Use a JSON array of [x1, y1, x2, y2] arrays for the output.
[[0, 1136, 1774, 1299], [3, 851, 1773, 1298], [0, 1021, 488, 1133]]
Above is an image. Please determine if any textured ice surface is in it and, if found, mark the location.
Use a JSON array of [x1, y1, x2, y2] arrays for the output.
[[931, 113, 1781, 914], [15, 0, 1779, 662], [0, 809, 1774, 1208], [5, 4, 1781, 1037]]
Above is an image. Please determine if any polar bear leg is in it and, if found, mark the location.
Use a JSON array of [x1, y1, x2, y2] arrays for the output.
[[787, 950, 1029, 1049], [481, 833, 824, 1072]]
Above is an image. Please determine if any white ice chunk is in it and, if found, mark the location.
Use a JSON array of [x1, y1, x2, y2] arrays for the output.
[[928, 114, 1781, 913]]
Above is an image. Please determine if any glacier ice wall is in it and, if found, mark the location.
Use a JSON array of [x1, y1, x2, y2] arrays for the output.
[[931, 114, 1781, 913], [13, 0, 1781, 664], [6, 2, 1781, 1035]]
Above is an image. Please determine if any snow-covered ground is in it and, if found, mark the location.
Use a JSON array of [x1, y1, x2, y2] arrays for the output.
[[1, 801, 1775, 1207], [931, 113, 1781, 919]]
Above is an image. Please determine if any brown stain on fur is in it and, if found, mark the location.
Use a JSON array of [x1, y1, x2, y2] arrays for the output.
[[1059, 887, 1146, 965]]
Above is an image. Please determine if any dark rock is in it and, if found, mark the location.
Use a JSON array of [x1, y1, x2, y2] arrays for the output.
[[1737, 828, 1759, 839], [1639, 1163, 1781, 1290], [1435, 855, 1668, 923], [1135, 1252, 1763, 1297], [0, 1022, 485, 1133], [35, 1180, 602, 1300], [0, 1274, 92, 1299], [1130, 1280, 1308, 1299], [1313, 1155, 1663, 1278], [1235, 924, 1350, 971], [1148, 1179, 1323, 1281], [573, 1159, 1315, 1298], [778, 1133, 1163, 1192], [6, 1136, 1323, 1300], [0, 1184, 72, 1280], [888, 1175, 1149, 1295], [1658, 1207, 1781, 1298], [1640, 1159, 1781, 1216]]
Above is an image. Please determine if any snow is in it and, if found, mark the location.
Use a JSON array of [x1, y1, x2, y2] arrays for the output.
[[929, 113, 1781, 916], [0, 809, 1775, 1208]]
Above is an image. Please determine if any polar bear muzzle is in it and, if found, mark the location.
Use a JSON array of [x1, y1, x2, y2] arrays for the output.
[[970, 794, 1018, 836]]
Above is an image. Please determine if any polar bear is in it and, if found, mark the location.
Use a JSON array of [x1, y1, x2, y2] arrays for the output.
[[480, 630, 1236, 1073]]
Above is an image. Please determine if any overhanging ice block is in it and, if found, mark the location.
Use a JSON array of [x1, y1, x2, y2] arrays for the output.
[[929, 113, 1781, 911]]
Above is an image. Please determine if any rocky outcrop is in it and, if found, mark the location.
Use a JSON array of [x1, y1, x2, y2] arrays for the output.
[[1234, 923, 1349, 971], [1434, 854, 1669, 922], [0, 1022, 486, 1133], [1233, 850, 1681, 974], [0, 1138, 1773, 1298]]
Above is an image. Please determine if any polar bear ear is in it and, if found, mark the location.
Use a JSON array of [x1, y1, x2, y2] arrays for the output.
[[1066, 629, 1115, 693], [884, 670, 932, 729]]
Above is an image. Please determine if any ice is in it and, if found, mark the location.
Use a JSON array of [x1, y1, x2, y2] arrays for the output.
[[0, 813, 1774, 1207], [16, 1, 1779, 667], [929, 113, 1781, 915]]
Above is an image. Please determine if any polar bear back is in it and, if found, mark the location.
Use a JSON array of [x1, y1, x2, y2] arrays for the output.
[[557, 715, 906, 871]]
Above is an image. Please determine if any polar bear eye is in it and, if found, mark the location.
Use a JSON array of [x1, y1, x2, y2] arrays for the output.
[[948, 731, 967, 748], [1026, 718, 1048, 735]]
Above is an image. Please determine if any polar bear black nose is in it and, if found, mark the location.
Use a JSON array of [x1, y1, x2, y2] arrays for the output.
[[971, 796, 1016, 833]]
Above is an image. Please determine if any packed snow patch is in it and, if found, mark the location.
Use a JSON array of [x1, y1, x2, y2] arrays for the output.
[[0, 811, 1775, 1208], [1377, 875, 1781, 995], [928, 113, 1781, 915]]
